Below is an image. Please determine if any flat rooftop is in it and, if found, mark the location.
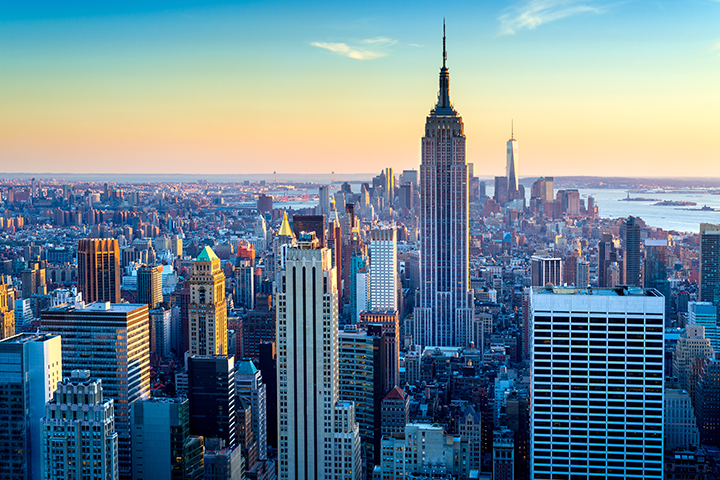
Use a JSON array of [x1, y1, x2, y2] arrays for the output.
[[48, 302, 147, 313], [532, 285, 663, 297], [0, 333, 59, 344]]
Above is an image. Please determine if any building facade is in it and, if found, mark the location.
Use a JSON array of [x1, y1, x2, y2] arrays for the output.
[[369, 226, 397, 311], [0, 277, 15, 339], [416, 30, 473, 347], [189, 247, 227, 356], [695, 358, 720, 446], [0, 333, 62, 480], [41, 370, 118, 480], [506, 129, 519, 201], [598, 233, 620, 288], [42, 302, 150, 479], [665, 388, 700, 451], [688, 302, 719, 351], [235, 359, 267, 461], [137, 264, 163, 309], [644, 237, 672, 319], [700, 223, 720, 308], [276, 234, 361, 480], [130, 397, 204, 480], [530, 255, 562, 287], [530, 286, 664, 479], [187, 355, 237, 448], [672, 325, 714, 393], [204, 444, 245, 480], [338, 327, 386, 469], [358, 310, 399, 391], [493, 428, 515, 480], [380, 387, 409, 438], [623, 216, 642, 287], [235, 241, 256, 310], [77, 238, 121, 303]]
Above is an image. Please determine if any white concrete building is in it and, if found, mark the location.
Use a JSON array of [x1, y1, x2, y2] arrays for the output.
[[318, 185, 331, 217], [276, 233, 361, 480], [333, 402, 362, 479], [14, 297, 34, 328], [369, 226, 398, 311], [355, 271, 369, 321], [530, 285, 664, 479], [530, 255, 563, 287], [377, 423, 467, 480]]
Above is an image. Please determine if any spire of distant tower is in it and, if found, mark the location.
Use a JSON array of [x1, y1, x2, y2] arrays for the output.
[[278, 211, 293, 237], [511, 119, 514, 140]]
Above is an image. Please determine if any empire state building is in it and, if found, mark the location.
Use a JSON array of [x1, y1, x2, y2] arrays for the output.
[[415, 27, 474, 347]]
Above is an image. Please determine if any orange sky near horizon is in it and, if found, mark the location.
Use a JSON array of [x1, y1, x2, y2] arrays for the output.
[[1, 1, 719, 178]]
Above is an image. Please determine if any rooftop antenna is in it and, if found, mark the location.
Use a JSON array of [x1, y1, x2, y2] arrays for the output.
[[443, 18, 447, 68]]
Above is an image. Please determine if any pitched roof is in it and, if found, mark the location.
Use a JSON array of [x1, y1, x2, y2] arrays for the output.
[[236, 359, 259, 376], [196, 246, 220, 262], [278, 211, 293, 237], [461, 405, 481, 423], [383, 386, 406, 401]]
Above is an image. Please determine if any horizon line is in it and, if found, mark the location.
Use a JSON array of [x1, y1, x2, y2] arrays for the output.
[[2, 173, 720, 180]]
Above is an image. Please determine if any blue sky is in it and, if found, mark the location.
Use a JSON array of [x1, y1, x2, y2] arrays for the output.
[[1, 1, 719, 176]]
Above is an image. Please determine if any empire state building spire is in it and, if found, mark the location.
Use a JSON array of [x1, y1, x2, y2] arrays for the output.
[[417, 20, 472, 348], [432, 20, 455, 116]]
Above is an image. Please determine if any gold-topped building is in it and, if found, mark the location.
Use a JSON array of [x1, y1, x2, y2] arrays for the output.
[[189, 246, 227, 355], [0, 277, 15, 339]]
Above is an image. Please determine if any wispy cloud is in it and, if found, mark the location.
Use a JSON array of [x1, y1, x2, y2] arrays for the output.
[[712, 41, 720, 55], [360, 37, 397, 46], [311, 37, 397, 60], [498, 0, 606, 35]]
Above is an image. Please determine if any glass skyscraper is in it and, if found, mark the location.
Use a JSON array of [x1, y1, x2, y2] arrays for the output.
[[700, 223, 720, 308], [506, 126, 519, 200], [42, 302, 150, 479]]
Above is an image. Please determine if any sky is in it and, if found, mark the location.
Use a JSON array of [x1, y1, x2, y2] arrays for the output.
[[1, 0, 719, 178]]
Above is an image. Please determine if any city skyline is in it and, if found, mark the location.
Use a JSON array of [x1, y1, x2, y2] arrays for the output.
[[2, 1, 719, 177], [2, 5, 720, 476]]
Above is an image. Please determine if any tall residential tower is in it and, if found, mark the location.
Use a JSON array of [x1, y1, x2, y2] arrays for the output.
[[416, 26, 473, 347]]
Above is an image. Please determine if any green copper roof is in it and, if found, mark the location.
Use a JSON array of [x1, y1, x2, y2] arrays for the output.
[[236, 359, 259, 376], [196, 246, 220, 262]]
